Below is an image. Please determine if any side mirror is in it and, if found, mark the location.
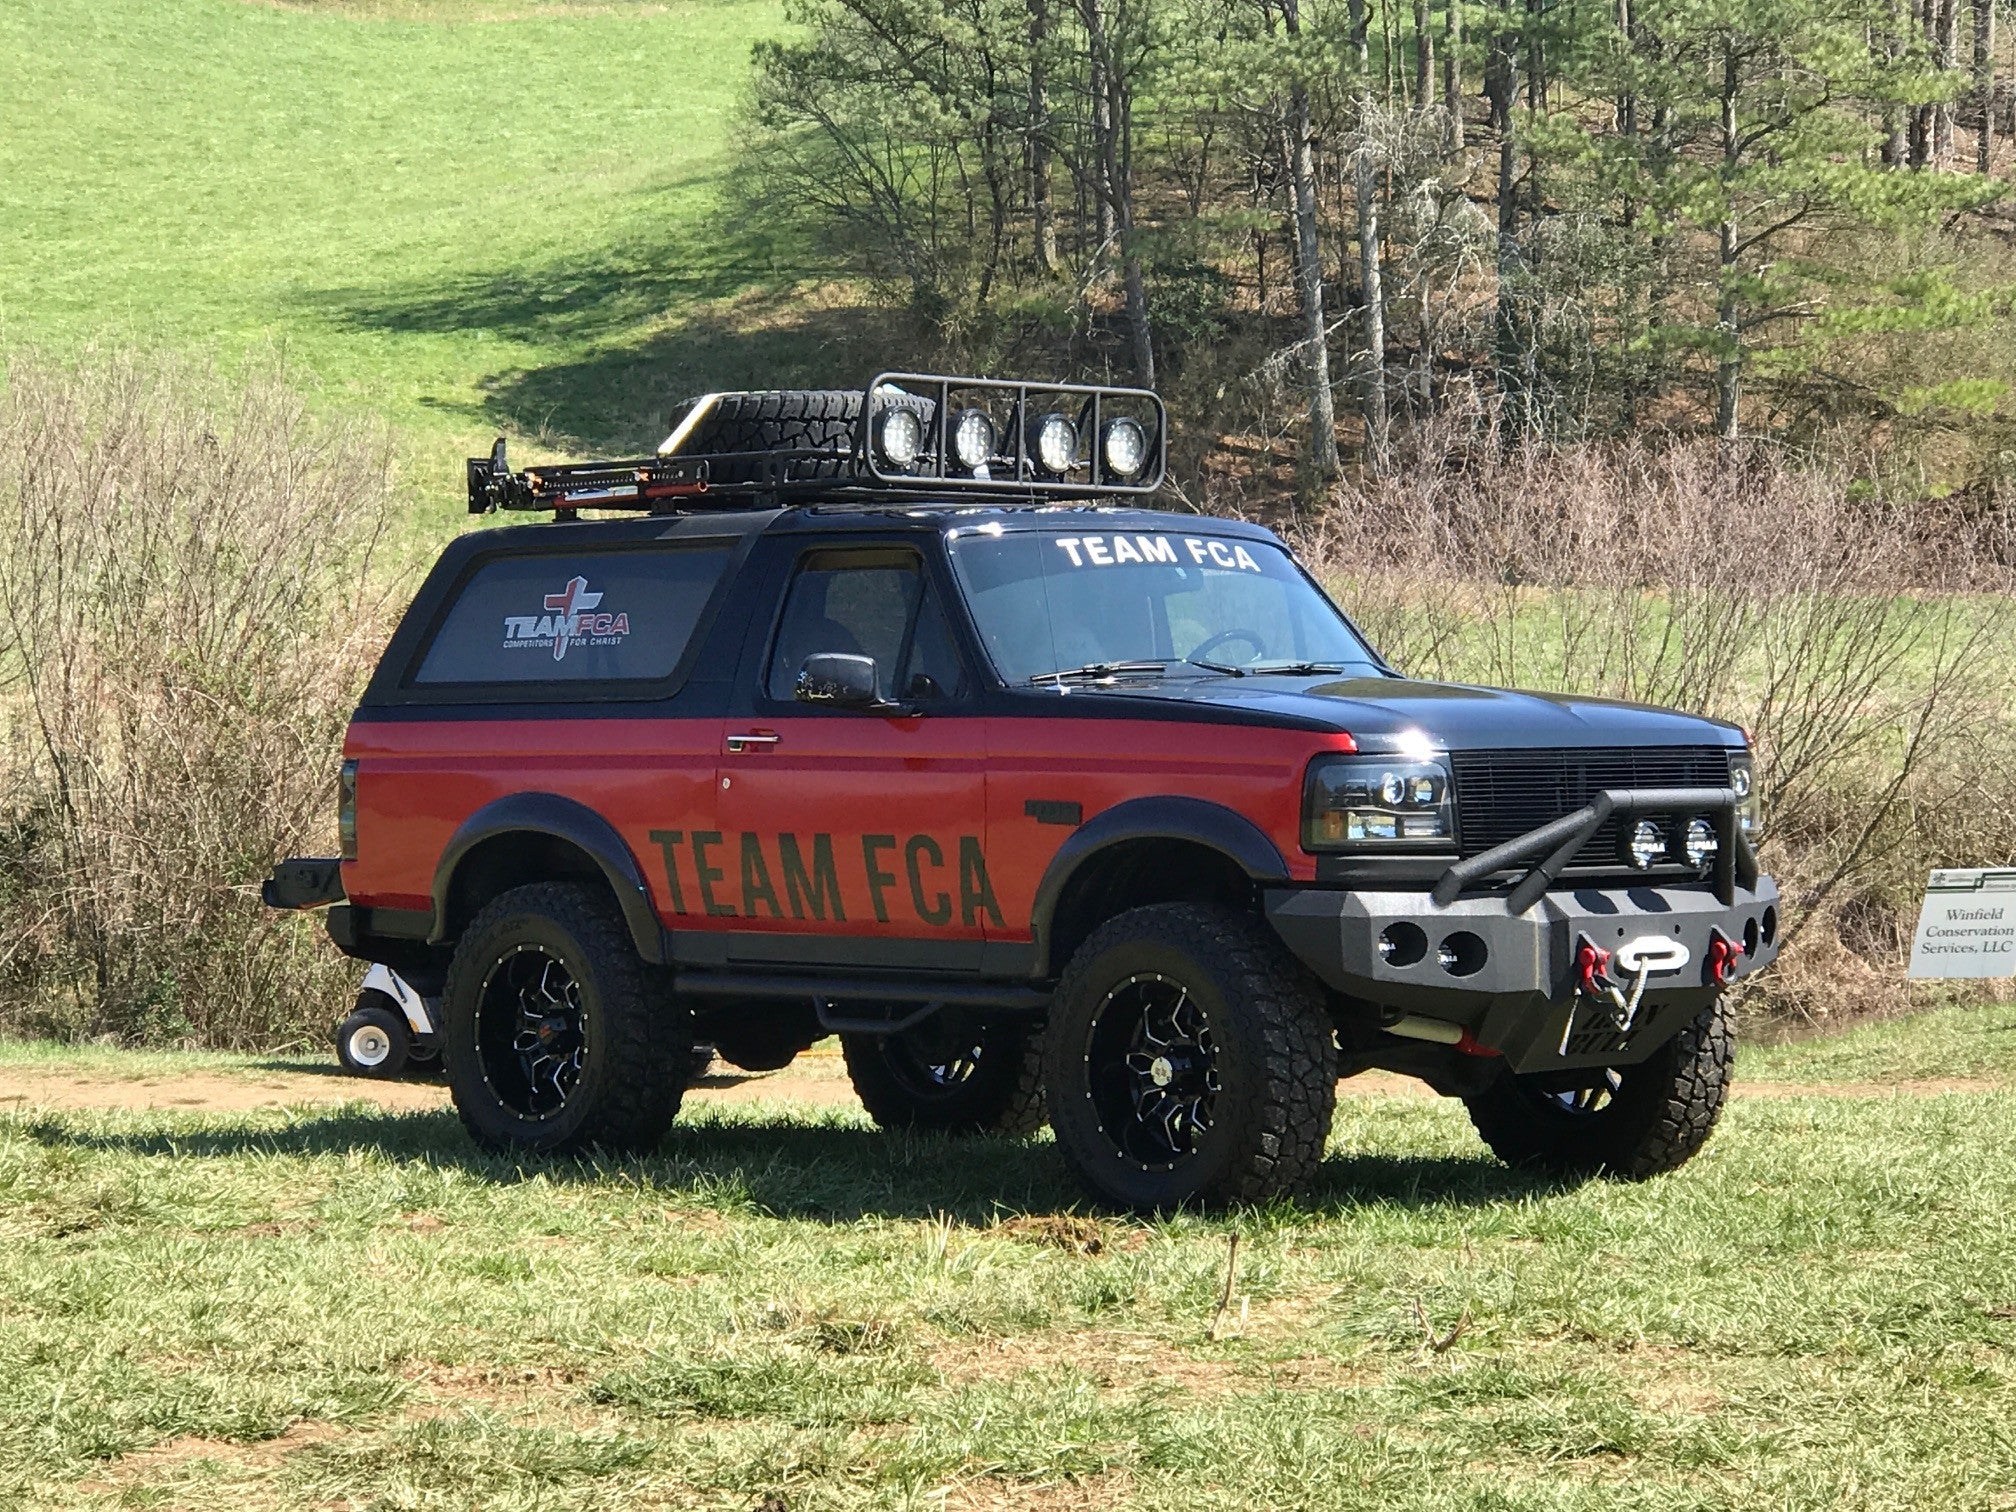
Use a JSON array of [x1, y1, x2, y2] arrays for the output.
[[796, 652, 882, 708]]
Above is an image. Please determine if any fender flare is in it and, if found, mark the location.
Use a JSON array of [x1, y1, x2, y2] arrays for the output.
[[1029, 796, 1291, 976], [430, 793, 666, 964]]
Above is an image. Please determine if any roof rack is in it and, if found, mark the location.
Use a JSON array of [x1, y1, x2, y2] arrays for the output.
[[466, 371, 1167, 516]]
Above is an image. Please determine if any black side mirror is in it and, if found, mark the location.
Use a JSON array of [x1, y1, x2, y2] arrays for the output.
[[796, 653, 882, 708]]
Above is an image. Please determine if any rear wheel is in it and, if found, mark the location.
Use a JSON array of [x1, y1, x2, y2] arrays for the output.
[[841, 1012, 1045, 1135], [335, 994, 408, 1080], [1463, 998, 1735, 1179], [443, 882, 688, 1155], [1044, 904, 1337, 1212]]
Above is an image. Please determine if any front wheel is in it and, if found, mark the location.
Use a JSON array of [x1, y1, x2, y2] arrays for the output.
[[1044, 904, 1338, 1212], [841, 1012, 1045, 1135], [442, 882, 689, 1155], [1463, 998, 1735, 1179]]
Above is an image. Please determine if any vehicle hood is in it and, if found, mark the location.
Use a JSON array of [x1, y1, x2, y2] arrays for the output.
[[1057, 675, 1745, 752]]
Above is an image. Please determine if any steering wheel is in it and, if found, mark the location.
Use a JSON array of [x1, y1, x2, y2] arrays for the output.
[[1191, 627, 1268, 664]]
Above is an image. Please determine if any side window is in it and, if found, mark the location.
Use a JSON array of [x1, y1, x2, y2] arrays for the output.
[[412, 546, 729, 686], [765, 549, 968, 703]]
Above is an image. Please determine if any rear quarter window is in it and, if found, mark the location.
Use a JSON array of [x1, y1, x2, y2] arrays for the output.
[[411, 546, 730, 686]]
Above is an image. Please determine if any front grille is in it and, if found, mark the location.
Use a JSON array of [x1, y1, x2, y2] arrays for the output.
[[1450, 746, 1733, 866]]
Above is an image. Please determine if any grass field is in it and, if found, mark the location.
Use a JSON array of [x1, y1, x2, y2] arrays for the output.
[[0, 0, 808, 532], [4, 1003, 2016, 1510]]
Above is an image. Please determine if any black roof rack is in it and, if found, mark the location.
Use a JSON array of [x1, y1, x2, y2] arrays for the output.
[[466, 371, 1167, 516]]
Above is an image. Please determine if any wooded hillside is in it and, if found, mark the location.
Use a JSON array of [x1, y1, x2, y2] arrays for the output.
[[748, 0, 2016, 493]]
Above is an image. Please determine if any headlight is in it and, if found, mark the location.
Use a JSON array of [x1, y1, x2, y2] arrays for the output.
[[1100, 416, 1148, 479], [878, 406, 924, 470], [1304, 754, 1455, 851], [952, 408, 995, 473], [1730, 752, 1762, 839], [1030, 412, 1077, 476]]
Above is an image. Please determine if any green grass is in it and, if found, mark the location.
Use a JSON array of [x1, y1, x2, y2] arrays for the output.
[[0, 0, 809, 534], [6, 1003, 2016, 1509]]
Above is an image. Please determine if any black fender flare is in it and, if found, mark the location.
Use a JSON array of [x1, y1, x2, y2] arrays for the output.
[[1029, 796, 1290, 976], [430, 793, 666, 964]]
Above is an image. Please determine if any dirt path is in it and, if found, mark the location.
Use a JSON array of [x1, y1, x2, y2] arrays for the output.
[[0, 1056, 2001, 1116]]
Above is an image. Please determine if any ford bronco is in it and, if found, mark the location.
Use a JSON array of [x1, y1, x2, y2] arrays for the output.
[[265, 373, 1777, 1211]]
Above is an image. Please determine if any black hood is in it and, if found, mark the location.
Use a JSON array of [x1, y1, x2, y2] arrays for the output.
[[1037, 674, 1745, 752]]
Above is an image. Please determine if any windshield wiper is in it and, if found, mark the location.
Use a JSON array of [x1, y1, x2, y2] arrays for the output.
[[1244, 660, 1358, 676], [1029, 660, 1175, 686], [1029, 657, 1253, 686]]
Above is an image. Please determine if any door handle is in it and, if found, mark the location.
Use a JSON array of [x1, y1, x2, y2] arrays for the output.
[[726, 731, 781, 754]]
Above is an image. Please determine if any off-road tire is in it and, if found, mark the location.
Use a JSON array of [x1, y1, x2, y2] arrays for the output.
[[1044, 904, 1338, 1212], [674, 389, 934, 485], [841, 1017, 1046, 1136], [1464, 998, 1735, 1180], [443, 882, 689, 1155], [336, 994, 409, 1079]]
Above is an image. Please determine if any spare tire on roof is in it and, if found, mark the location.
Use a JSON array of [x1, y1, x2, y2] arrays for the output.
[[667, 388, 935, 485]]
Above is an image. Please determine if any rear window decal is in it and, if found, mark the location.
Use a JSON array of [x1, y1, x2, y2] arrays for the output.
[[502, 576, 632, 662]]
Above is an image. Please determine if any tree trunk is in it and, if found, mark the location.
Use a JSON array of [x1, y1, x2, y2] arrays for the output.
[[1085, 1, 1117, 251], [1976, 0, 1996, 172], [1029, 0, 1062, 274], [1487, 0, 1524, 422], [1715, 41, 1741, 442], [1415, 0, 1436, 109], [1911, 0, 1936, 165], [1444, 0, 1465, 149], [1348, 0, 1390, 463], [1286, 87, 1340, 477], [1937, 0, 1960, 163]]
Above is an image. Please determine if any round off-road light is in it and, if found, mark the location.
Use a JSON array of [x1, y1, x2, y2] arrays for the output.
[[1032, 412, 1077, 475], [952, 408, 996, 472], [878, 407, 924, 470], [1626, 819, 1664, 870], [1683, 817, 1719, 870], [1100, 415, 1149, 478]]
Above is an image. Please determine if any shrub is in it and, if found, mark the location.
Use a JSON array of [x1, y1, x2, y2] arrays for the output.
[[0, 353, 398, 1047]]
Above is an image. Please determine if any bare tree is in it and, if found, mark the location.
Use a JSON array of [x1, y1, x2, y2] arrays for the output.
[[1348, 0, 1391, 461]]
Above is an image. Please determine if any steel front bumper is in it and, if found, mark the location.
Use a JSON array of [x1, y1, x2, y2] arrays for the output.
[[1264, 878, 1780, 1073]]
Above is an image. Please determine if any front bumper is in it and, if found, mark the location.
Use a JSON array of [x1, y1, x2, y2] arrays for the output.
[[1265, 877, 1780, 1073]]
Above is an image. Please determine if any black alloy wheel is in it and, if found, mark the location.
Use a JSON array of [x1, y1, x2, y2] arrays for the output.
[[841, 1011, 1045, 1135], [442, 882, 690, 1155], [1045, 903, 1337, 1212], [477, 944, 589, 1122], [1463, 998, 1734, 1179], [1086, 974, 1221, 1168]]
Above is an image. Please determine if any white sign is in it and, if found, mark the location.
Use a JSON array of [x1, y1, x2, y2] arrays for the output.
[[1908, 868, 2016, 979]]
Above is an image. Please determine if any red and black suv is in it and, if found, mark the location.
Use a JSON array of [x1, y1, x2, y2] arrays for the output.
[[266, 374, 1777, 1210]]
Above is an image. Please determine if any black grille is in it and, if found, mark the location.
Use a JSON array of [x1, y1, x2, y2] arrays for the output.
[[1450, 746, 1733, 865]]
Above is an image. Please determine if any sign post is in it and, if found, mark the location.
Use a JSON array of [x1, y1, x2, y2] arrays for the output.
[[1908, 869, 2016, 979]]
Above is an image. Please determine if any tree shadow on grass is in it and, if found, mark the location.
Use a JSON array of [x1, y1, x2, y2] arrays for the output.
[[296, 202, 927, 458], [19, 1102, 1575, 1225]]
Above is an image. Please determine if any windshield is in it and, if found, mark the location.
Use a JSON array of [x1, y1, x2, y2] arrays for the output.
[[946, 527, 1383, 683]]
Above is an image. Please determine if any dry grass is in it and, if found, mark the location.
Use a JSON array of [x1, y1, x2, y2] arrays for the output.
[[1288, 438, 2016, 1025]]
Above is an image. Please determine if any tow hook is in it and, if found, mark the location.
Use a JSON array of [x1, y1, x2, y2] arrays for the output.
[[1706, 930, 1745, 987], [1562, 933, 1673, 1055]]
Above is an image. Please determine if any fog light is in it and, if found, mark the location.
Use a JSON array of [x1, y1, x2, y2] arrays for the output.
[[952, 408, 995, 472], [1682, 817, 1718, 870], [1100, 415, 1148, 478], [878, 407, 924, 469], [1626, 819, 1664, 870], [1032, 412, 1077, 475]]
